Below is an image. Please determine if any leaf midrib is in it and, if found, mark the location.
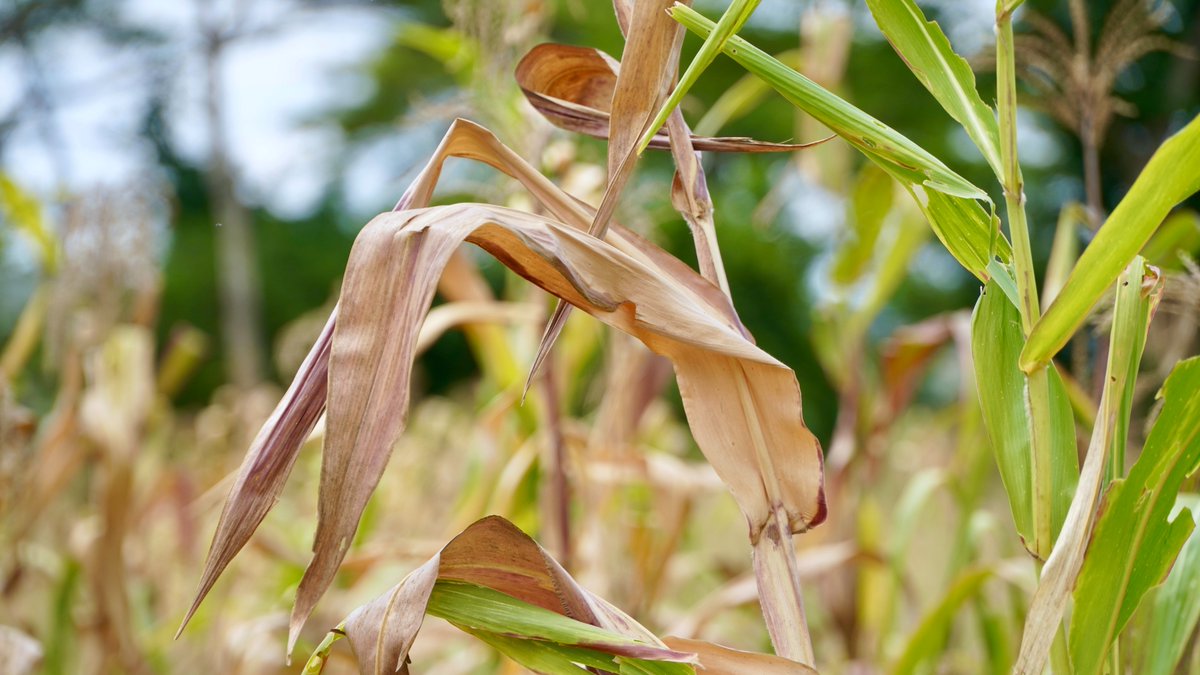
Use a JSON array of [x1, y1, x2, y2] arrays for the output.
[[893, 0, 1001, 177]]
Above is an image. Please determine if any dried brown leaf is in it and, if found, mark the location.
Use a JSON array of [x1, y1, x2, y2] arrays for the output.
[[663, 637, 819, 675], [295, 196, 823, 651], [185, 120, 824, 658], [515, 44, 817, 154], [180, 311, 335, 634]]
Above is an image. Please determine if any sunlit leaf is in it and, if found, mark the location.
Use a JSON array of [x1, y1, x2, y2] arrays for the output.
[[864, 0, 1003, 180], [669, 3, 1009, 281], [1022, 113, 1200, 371]]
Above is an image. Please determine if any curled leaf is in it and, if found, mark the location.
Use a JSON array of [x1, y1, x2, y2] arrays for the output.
[[516, 44, 821, 154]]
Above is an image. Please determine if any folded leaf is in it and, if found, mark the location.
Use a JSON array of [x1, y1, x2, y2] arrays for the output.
[[330, 516, 804, 675]]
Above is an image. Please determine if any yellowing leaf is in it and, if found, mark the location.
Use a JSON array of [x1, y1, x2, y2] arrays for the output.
[[1022, 114, 1200, 370]]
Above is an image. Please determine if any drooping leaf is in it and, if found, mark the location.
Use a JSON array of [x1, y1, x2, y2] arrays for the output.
[[1139, 494, 1200, 675], [316, 199, 823, 658], [179, 310, 336, 635], [669, 3, 1009, 281], [183, 119, 824, 657], [971, 281, 1078, 557], [864, 0, 1003, 180], [1022, 113, 1200, 370], [1014, 257, 1164, 674], [515, 44, 816, 153], [528, 0, 686, 393], [1068, 357, 1200, 675]]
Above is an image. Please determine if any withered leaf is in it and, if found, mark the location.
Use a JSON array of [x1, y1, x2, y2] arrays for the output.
[[183, 120, 824, 659], [515, 45, 820, 155]]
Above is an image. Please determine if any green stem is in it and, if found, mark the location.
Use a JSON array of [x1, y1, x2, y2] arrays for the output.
[[998, 1, 1055, 560], [999, 7, 1076, 675], [997, 16, 1038, 332]]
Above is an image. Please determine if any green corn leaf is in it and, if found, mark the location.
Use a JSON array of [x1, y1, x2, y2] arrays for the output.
[[1022, 114, 1200, 371], [972, 280, 1078, 556], [1069, 357, 1200, 675], [864, 0, 1003, 181], [669, 4, 1008, 281], [427, 581, 695, 674], [1107, 258, 1163, 482], [1139, 494, 1200, 675], [905, 181, 1011, 280], [467, 629, 621, 674], [669, 4, 986, 201]]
